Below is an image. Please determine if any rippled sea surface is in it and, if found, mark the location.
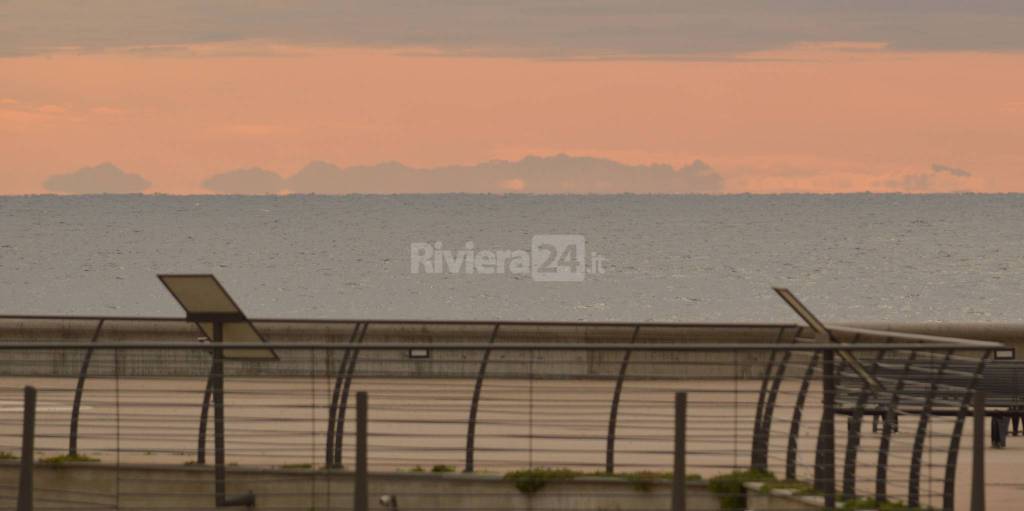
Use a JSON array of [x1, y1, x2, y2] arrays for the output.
[[1, 194, 1022, 323]]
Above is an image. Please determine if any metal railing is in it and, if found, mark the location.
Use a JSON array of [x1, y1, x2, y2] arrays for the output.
[[0, 317, 1000, 511]]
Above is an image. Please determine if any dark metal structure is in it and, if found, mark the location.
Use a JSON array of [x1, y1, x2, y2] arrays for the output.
[[0, 281, 1007, 511]]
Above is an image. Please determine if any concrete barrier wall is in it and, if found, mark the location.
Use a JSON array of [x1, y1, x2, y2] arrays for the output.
[[0, 461, 720, 510], [0, 318, 1017, 380], [0, 319, 798, 379]]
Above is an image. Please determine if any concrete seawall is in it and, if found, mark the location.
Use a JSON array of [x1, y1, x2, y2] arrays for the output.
[[0, 461, 719, 510], [0, 318, 1015, 379]]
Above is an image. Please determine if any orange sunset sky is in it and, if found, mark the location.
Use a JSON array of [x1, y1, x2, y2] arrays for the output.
[[2, 1, 1023, 194]]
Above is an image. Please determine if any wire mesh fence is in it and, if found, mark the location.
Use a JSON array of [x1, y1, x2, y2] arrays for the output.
[[0, 317, 1000, 511]]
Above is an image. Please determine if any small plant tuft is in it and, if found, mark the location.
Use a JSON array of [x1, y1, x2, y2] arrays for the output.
[[505, 468, 580, 495], [840, 497, 925, 511], [39, 454, 99, 465], [757, 478, 818, 496], [431, 464, 456, 473], [0, 452, 18, 460], [708, 469, 776, 510]]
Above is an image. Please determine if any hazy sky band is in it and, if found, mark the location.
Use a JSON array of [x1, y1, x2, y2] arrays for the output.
[[4, 1, 1024, 58], [2, 2, 1023, 194]]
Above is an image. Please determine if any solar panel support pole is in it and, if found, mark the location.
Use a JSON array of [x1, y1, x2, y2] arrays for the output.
[[972, 391, 986, 511], [209, 321, 255, 508], [17, 386, 36, 511]]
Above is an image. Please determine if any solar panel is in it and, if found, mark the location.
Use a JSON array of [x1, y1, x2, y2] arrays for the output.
[[159, 274, 277, 360], [774, 287, 879, 390]]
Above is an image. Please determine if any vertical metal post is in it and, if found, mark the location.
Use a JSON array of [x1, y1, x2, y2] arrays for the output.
[[17, 386, 36, 511], [465, 323, 500, 473], [326, 322, 361, 466], [355, 391, 369, 511], [672, 392, 687, 511], [334, 322, 368, 467], [212, 321, 227, 507], [69, 319, 104, 456], [820, 349, 836, 510], [971, 391, 986, 511]]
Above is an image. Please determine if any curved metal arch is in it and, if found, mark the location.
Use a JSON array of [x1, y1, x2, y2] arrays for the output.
[[942, 352, 990, 511], [333, 322, 369, 467], [751, 326, 792, 471], [605, 324, 641, 474], [875, 351, 919, 504], [196, 361, 214, 465], [464, 323, 501, 473], [907, 350, 955, 508], [840, 336, 887, 500], [786, 349, 821, 480], [69, 319, 105, 456], [325, 322, 363, 467], [812, 346, 842, 505]]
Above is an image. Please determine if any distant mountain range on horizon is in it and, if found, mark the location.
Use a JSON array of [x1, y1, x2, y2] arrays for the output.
[[33, 153, 978, 195], [40, 154, 726, 195]]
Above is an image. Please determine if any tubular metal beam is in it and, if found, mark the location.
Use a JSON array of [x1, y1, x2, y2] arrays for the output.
[[464, 323, 501, 473], [212, 321, 227, 507], [786, 349, 820, 480], [971, 391, 986, 511], [944, 353, 989, 511], [752, 326, 792, 471], [0, 340, 1001, 351], [841, 342, 886, 500], [751, 339, 778, 471], [69, 319, 104, 456], [672, 392, 687, 511], [17, 386, 36, 511], [333, 322, 368, 467], [875, 351, 918, 503], [819, 349, 837, 509], [758, 349, 791, 471], [774, 288, 880, 390], [197, 361, 214, 465], [606, 324, 640, 474], [326, 322, 362, 467], [908, 350, 954, 508], [355, 391, 369, 511]]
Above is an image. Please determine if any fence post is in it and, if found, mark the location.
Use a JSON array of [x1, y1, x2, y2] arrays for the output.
[[672, 392, 687, 511], [821, 349, 836, 510], [18, 385, 36, 511], [972, 391, 985, 511], [355, 391, 369, 511]]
